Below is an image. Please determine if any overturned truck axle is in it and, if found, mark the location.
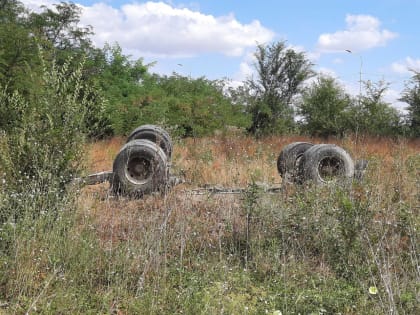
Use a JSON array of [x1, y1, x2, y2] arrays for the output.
[[81, 125, 367, 197]]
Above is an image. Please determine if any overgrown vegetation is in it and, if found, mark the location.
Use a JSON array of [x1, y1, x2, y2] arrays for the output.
[[1, 133, 418, 314], [0, 51, 103, 222], [400, 71, 420, 137], [245, 41, 314, 136], [1, 1, 419, 139], [299, 76, 352, 137], [0, 2, 419, 313]]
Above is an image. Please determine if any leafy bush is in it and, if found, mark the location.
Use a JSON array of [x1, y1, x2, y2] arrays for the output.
[[107, 73, 249, 137], [0, 52, 103, 222], [299, 76, 353, 137], [0, 52, 109, 312]]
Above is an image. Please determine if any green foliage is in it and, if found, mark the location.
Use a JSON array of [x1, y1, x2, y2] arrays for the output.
[[246, 41, 314, 136], [351, 80, 401, 136], [0, 52, 110, 311], [0, 53, 103, 223], [299, 76, 353, 137], [299, 78, 402, 138], [0, 1, 41, 96], [400, 71, 420, 137], [2, 2, 411, 139], [158, 75, 248, 137], [91, 43, 150, 136], [28, 2, 93, 52], [90, 44, 249, 138], [0, 1, 95, 92], [0, 1, 110, 139], [106, 71, 249, 137]]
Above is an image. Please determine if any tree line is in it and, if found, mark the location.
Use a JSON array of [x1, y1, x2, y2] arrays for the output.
[[1, 1, 419, 139]]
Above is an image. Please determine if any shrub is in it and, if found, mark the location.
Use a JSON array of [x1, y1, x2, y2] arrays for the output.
[[0, 52, 105, 223], [0, 52, 108, 312]]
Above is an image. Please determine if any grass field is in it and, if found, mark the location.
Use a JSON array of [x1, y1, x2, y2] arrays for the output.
[[2, 134, 419, 314]]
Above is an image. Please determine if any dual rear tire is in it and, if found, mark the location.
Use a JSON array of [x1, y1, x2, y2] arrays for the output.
[[277, 142, 355, 184], [126, 124, 173, 158], [112, 125, 172, 197], [277, 142, 314, 182]]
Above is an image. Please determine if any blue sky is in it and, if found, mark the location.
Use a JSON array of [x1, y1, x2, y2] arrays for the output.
[[21, 0, 420, 112]]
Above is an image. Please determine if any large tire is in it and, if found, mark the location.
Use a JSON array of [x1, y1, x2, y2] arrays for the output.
[[277, 142, 314, 182], [112, 139, 168, 197], [126, 125, 173, 159], [297, 144, 354, 185]]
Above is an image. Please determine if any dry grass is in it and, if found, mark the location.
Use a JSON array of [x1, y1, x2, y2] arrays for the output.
[[2, 133, 418, 314], [82, 134, 419, 251], [77, 131, 419, 313], [86, 136, 125, 172], [85, 134, 419, 185]]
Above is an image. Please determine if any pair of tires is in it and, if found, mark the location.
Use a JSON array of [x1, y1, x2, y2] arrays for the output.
[[111, 125, 172, 197], [277, 142, 355, 185]]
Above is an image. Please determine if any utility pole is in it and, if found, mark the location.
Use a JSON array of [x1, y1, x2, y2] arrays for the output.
[[345, 49, 363, 142]]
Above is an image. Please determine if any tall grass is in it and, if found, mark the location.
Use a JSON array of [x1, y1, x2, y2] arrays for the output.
[[1, 110, 419, 314], [0, 53, 107, 313]]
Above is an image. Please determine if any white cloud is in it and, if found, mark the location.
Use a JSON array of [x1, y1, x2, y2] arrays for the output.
[[20, 1, 274, 58], [391, 57, 420, 75], [383, 89, 408, 113], [20, 0, 56, 12], [77, 1, 274, 58], [317, 14, 398, 53], [306, 51, 321, 62], [318, 67, 338, 78], [237, 61, 254, 80], [235, 50, 256, 78]]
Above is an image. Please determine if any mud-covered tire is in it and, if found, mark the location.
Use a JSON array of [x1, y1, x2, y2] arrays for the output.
[[277, 142, 314, 181], [112, 139, 168, 197], [297, 144, 354, 185], [126, 125, 172, 159]]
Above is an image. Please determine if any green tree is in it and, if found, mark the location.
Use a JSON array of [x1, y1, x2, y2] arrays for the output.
[[0, 1, 110, 138], [0, 1, 96, 93], [162, 75, 249, 137], [124, 74, 248, 137], [246, 41, 314, 136], [92, 43, 152, 135], [298, 76, 352, 137], [28, 2, 94, 61], [400, 71, 420, 137], [352, 80, 400, 136], [0, 0, 41, 96]]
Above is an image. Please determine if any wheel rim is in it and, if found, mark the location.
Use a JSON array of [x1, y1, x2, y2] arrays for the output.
[[125, 157, 153, 184], [317, 156, 344, 182]]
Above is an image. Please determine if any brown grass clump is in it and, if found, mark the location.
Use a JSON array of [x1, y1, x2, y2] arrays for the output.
[[86, 136, 125, 173], [86, 134, 419, 187], [83, 134, 419, 250]]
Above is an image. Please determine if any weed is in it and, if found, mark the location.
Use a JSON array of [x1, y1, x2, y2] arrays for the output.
[[1, 131, 418, 313]]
